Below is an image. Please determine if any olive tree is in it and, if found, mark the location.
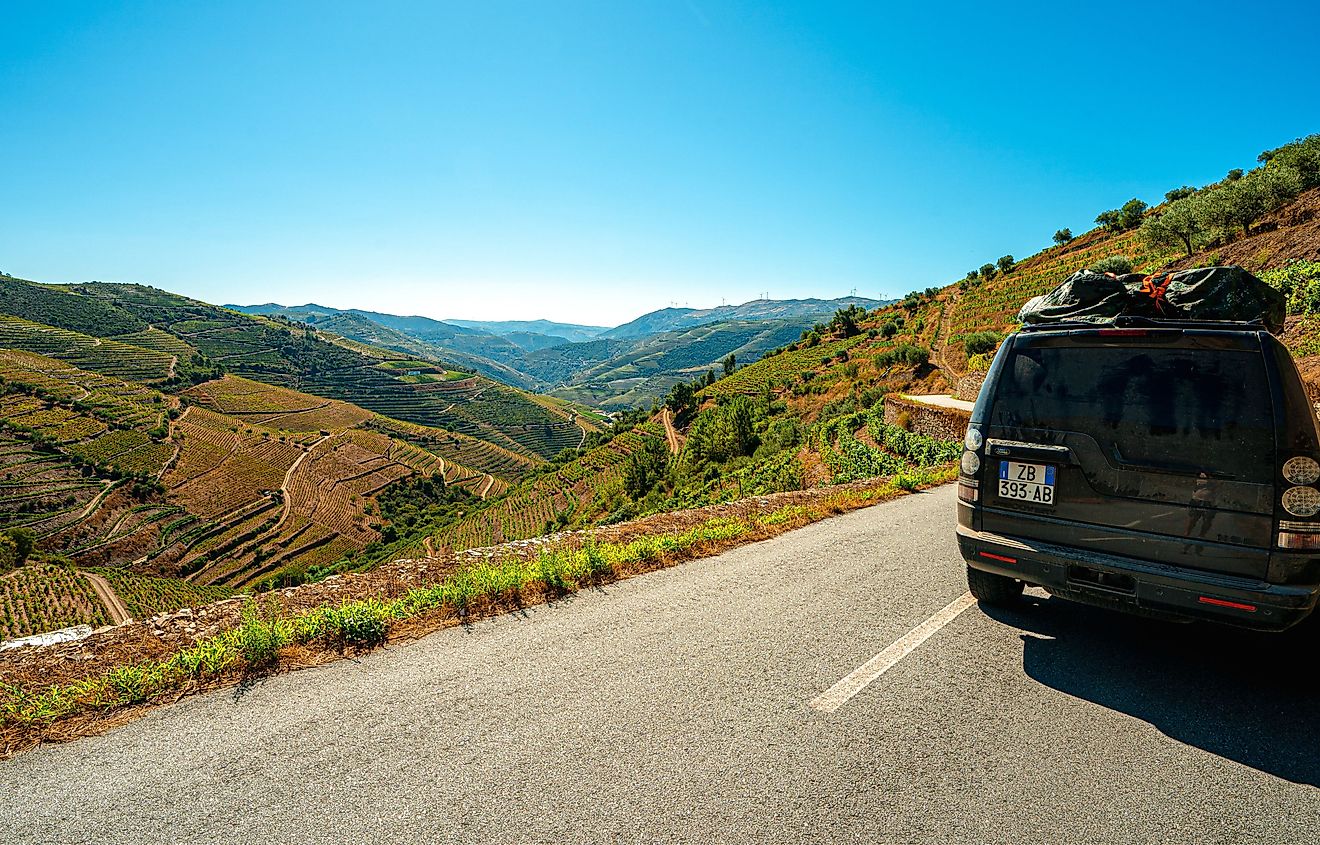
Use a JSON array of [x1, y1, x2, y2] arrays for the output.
[[1259, 133, 1320, 188], [1094, 209, 1123, 232], [1118, 198, 1149, 230], [1139, 195, 1205, 256], [1202, 165, 1304, 237]]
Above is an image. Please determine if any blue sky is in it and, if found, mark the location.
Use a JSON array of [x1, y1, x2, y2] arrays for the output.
[[2, 1, 1317, 327]]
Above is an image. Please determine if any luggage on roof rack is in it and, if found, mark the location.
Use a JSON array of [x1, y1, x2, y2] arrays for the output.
[[1017, 265, 1285, 334]]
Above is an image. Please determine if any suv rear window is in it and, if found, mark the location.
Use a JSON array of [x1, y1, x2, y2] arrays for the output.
[[989, 336, 1274, 483]]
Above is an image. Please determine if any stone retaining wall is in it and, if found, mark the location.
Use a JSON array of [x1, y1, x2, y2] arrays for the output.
[[882, 395, 970, 441], [955, 372, 986, 403]]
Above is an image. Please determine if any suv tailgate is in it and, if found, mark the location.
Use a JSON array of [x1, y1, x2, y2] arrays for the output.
[[979, 330, 1275, 580]]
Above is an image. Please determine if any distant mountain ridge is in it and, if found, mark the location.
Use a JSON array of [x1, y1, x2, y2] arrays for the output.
[[445, 319, 607, 344], [600, 296, 888, 339], [229, 294, 894, 407]]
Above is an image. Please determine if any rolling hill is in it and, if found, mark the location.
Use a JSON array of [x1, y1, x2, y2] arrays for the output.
[[227, 302, 541, 389], [0, 345, 518, 596], [0, 276, 610, 638]]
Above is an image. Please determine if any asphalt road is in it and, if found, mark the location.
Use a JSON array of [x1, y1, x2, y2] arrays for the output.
[[3, 485, 1319, 844]]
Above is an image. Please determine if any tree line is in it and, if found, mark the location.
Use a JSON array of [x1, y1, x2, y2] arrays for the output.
[[1139, 136, 1317, 255]]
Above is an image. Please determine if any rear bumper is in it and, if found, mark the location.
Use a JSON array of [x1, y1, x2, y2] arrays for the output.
[[957, 524, 1320, 631]]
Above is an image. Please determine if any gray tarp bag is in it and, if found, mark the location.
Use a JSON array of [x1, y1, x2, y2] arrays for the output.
[[1019, 265, 1285, 334], [1141, 265, 1286, 333], [1017, 270, 1137, 325]]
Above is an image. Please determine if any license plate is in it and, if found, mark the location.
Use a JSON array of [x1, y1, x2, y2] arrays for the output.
[[998, 461, 1056, 505]]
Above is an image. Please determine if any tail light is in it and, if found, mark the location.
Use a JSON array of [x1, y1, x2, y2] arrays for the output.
[[1277, 521, 1320, 550], [1282, 456, 1320, 485], [1277, 456, 1320, 544], [960, 426, 983, 506], [960, 427, 983, 479]]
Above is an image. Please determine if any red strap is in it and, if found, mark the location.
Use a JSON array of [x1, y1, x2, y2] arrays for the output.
[[1139, 274, 1171, 313]]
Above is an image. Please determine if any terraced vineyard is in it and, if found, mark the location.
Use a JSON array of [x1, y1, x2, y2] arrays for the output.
[[0, 564, 109, 640], [115, 327, 199, 359], [86, 567, 235, 619], [0, 348, 173, 431], [941, 228, 1177, 370], [295, 365, 543, 455], [0, 435, 107, 538], [0, 397, 107, 443], [0, 315, 174, 383], [428, 425, 664, 552], [165, 408, 302, 518], [67, 431, 174, 479], [183, 428, 415, 588], [367, 415, 536, 483], [701, 335, 868, 399], [183, 375, 372, 432]]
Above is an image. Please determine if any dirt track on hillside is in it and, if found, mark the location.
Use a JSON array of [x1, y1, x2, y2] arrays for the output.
[[83, 573, 131, 625], [661, 408, 681, 454]]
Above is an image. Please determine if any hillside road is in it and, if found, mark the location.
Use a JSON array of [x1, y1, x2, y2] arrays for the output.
[[3, 486, 1318, 843]]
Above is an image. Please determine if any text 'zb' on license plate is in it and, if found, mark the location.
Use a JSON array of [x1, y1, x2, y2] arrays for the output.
[[998, 461, 1055, 505]]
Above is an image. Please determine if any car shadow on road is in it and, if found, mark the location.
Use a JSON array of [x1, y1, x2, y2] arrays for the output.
[[982, 596, 1320, 786]]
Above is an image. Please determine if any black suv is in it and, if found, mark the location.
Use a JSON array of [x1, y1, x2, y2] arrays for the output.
[[957, 319, 1320, 630]]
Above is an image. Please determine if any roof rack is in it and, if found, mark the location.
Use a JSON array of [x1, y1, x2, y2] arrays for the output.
[[1019, 315, 1270, 333]]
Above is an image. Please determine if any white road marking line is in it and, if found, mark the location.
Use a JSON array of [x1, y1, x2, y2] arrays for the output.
[[810, 591, 977, 714]]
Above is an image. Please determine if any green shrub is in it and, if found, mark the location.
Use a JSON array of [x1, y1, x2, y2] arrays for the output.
[[868, 418, 961, 466], [963, 331, 1001, 357], [966, 352, 992, 373], [874, 344, 929, 368], [0, 535, 16, 573], [1261, 261, 1320, 316], [1089, 255, 1133, 275]]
